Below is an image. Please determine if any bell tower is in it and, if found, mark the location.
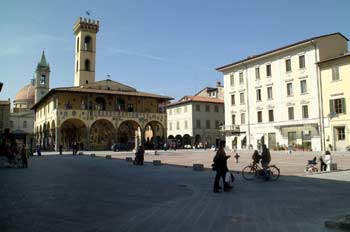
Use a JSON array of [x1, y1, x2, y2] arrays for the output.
[[73, 17, 99, 86], [35, 50, 50, 103]]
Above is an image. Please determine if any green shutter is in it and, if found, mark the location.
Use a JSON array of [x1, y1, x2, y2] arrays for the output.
[[342, 98, 346, 114], [330, 100, 334, 114]]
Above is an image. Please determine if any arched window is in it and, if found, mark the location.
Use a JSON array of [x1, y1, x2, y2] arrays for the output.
[[76, 60, 78, 72], [40, 75, 46, 85], [77, 37, 79, 52], [95, 97, 106, 111], [85, 59, 90, 71], [84, 36, 92, 51], [23, 121, 27, 128]]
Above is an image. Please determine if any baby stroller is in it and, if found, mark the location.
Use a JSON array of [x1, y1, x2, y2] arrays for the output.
[[305, 157, 318, 173]]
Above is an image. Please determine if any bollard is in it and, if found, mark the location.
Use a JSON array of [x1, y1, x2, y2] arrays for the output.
[[153, 160, 161, 166], [90, 153, 96, 157], [105, 155, 112, 159], [193, 164, 204, 171], [125, 157, 133, 162]]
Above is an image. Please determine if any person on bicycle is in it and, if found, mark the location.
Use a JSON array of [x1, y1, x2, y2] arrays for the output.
[[261, 144, 271, 181]]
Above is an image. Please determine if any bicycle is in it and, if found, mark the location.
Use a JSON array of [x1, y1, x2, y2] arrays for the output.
[[242, 162, 280, 181]]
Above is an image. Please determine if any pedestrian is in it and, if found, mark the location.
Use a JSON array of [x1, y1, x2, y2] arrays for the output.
[[319, 155, 326, 172], [324, 151, 332, 171], [20, 145, 28, 168], [72, 142, 78, 155], [59, 144, 63, 155], [36, 145, 41, 156], [213, 141, 232, 193], [234, 152, 240, 163], [138, 145, 145, 165], [287, 144, 293, 155]]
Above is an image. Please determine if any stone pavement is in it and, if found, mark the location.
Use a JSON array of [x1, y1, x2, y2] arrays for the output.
[[50, 149, 350, 176], [1, 155, 350, 232]]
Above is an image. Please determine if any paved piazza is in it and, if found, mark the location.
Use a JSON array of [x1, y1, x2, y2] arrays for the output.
[[1, 151, 350, 232]]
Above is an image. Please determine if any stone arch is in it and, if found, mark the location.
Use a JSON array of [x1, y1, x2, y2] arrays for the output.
[[85, 59, 90, 71], [183, 134, 191, 147], [84, 35, 92, 51], [175, 134, 183, 148], [143, 120, 165, 149], [60, 118, 87, 150], [168, 135, 175, 140], [89, 119, 116, 150], [117, 120, 142, 151]]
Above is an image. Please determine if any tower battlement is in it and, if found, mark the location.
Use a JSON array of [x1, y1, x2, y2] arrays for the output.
[[73, 17, 99, 34]]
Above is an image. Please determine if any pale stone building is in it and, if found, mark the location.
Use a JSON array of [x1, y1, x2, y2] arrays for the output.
[[318, 53, 350, 151], [32, 17, 172, 151], [217, 33, 348, 151], [167, 83, 225, 148]]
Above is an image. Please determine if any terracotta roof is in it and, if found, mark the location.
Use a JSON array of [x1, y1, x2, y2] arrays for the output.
[[216, 32, 348, 71], [167, 96, 224, 107], [15, 84, 35, 101]]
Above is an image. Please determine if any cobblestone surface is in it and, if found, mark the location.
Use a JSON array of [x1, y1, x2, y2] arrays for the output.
[[1, 155, 350, 232]]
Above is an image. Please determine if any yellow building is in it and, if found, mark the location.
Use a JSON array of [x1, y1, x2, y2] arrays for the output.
[[32, 17, 172, 151], [319, 54, 350, 151]]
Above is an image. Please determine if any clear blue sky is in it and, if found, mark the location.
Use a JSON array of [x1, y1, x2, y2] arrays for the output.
[[0, 0, 349, 102]]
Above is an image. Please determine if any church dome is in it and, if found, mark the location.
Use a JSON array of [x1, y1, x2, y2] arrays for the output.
[[15, 83, 35, 102]]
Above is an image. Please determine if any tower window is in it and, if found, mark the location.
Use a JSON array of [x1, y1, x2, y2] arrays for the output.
[[84, 36, 92, 51], [77, 37, 79, 52], [40, 75, 46, 85], [85, 59, 90, 71], [76, 61, 78, 72]]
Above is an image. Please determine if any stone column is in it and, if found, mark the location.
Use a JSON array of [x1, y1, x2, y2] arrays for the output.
[[81, 127, 90, 151], [55, 127, 61, 151]]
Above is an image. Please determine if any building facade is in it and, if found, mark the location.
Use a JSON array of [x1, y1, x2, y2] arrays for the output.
[[167, 83, 225, 148], [318, 54, 350, 151], [32, 17, 172, 151], [0, 100, 10, 133], [217, 33, 348, 151]]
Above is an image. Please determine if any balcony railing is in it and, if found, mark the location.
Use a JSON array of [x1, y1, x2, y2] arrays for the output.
[[219, 124, 240, 133]]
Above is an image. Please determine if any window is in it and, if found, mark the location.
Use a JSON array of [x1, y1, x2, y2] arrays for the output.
[[332, 67, 340, 81], [331, 98, 346, 114], [77, 37, 79, 52], [287, 83, 293, 96], [285, 59, 291, 72], [255, 67, 260, 80], [267, 87, 273, 99], [241, 113, 245, 124], [257, 111, 262, 123], [239, 72, 244, 84], [176, 121, 180, 130], [299, 55, 305, 69], [240, 93, 245, 104], [206, 120, 210, 129], [336, 127, 345, 140], [288, 107, 294, 120], [40, 75, 46, 85], [302, 105, 309, 119], [85, 59, 90, 71], [288, 132, 297, 145], [266, 64, 271, 77], [232, 114, 236, 125], [169, 122, 172, 130], [231, 95, 235, 106], [300, 80, 307, 94], [184, 120, 188, 129], [214, 105, 219, 112], [205, 105, 210, 112], [84, 36, 92, 51], [215, 120, 220, 129], [196, 104, 200, 112], [268, 110, 274, 122], [230, 74, 234, 86], [256, 89, 261, 101], [76, 61, 79, 72], [196, 120, 201, 129]]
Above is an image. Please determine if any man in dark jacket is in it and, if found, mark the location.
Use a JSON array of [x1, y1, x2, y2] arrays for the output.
[[213, 141, 232, 193], [261, 144, 271, 180]]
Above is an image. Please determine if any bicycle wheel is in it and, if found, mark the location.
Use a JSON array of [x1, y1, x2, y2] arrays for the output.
[[242, 165, 256, 180], [268, 165, 280, 181]]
